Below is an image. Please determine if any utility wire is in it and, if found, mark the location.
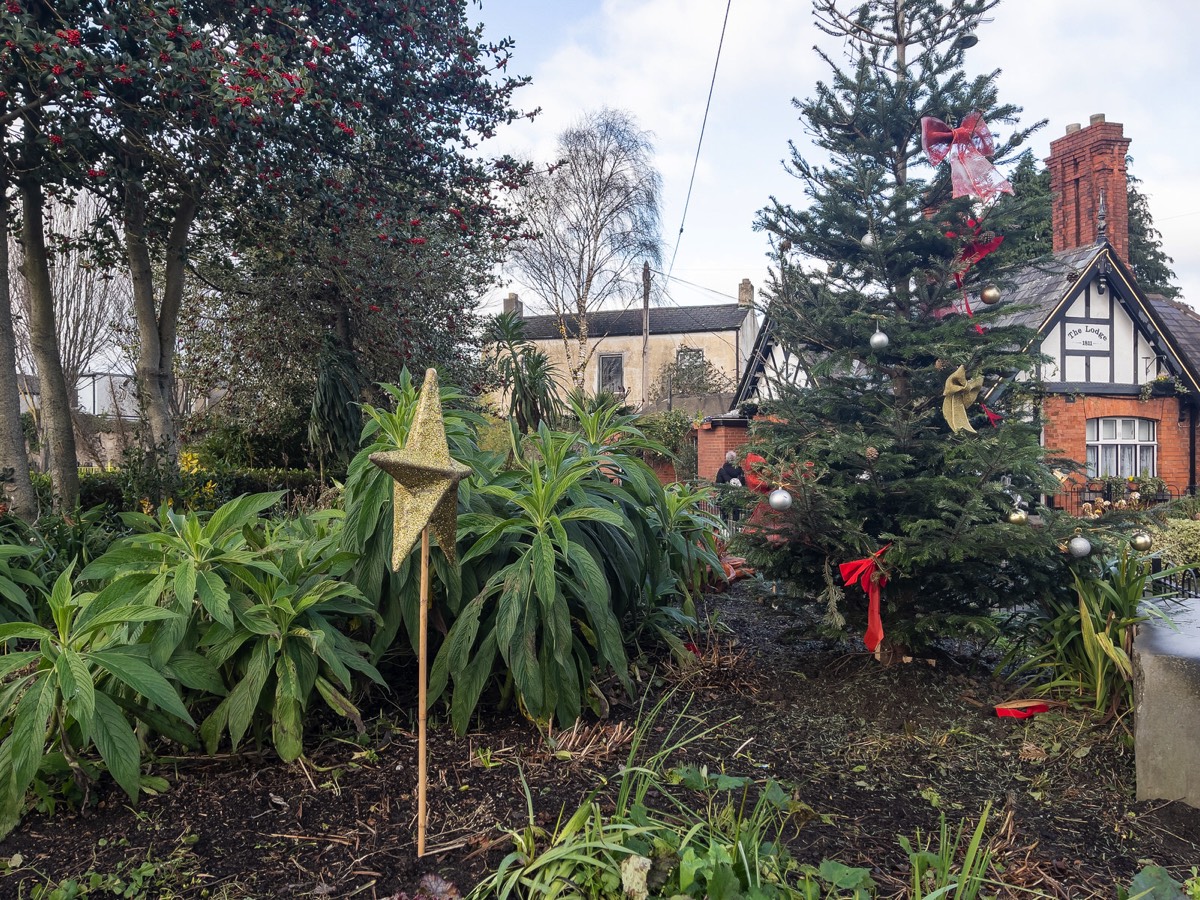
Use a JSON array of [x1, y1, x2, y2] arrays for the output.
[[665, 0, 733, 283]]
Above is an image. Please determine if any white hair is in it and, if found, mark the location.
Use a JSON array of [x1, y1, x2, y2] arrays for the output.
[[725, 450, 737, 463]]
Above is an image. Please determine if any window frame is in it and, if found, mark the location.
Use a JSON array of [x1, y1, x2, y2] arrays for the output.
[[598, 353, 625, 396], [1085, 416, 1157, 479]]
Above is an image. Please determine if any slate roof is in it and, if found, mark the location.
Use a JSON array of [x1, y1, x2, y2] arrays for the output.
[[520, 303, 751, 341], [1148, 295, 1200, 377], [995, 245, 1102, 329]]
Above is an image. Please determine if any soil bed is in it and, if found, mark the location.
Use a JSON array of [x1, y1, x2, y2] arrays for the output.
[[4, 582, 1199, 898]]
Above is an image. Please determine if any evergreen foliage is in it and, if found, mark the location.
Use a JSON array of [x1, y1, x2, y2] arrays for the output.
[[745, 0, 1079, 648], [1127, 168, 1181, 299]]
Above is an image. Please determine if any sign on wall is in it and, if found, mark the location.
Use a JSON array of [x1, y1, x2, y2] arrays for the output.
[[1064, 323, 1111, 352]]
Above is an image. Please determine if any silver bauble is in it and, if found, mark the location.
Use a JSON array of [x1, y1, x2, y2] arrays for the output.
[[1007, 509, 1028, 525], [869, 329, 889, 351], [1131, 531, 1154, 552], [862, 230, 876, 248], [768, 488, 793, 511], [980, 284, 1001, 305], [1068, 535, 1092, 558]]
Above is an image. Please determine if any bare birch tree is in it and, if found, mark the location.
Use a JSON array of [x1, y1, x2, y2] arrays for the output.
[[509, 108, 663, 390]]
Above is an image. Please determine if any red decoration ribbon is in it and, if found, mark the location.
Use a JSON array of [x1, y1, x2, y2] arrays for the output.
[[839, 544, 891, 652], [995, 700, 1051, 719], [921, 112, 1014, 203], [981, 403, 1002, 427]]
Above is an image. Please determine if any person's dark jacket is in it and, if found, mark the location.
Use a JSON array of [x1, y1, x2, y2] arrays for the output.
[[715, 461, 744, 485]]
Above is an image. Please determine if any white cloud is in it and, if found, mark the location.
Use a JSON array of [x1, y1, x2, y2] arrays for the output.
[[477, 0, 1200, 309]]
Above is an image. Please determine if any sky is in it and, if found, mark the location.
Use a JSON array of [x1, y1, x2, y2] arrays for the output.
[[469, 0, 1200, 314]]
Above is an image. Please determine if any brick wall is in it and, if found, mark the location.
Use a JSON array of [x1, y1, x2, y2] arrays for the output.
[[647, 457, 678, 485], [1042, 394, 1192, 490], [1047, 114, 1131, 264], [696, 421, 750, 483]]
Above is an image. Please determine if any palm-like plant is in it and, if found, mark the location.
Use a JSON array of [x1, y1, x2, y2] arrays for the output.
[[489, 311, 563, 435], [434, 424, 634, 731]]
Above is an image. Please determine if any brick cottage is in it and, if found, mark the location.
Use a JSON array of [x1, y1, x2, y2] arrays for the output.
[[710, 114, 1200, 504]]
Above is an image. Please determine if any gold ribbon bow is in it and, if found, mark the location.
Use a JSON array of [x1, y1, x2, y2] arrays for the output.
[[942, 365, 983, 433]]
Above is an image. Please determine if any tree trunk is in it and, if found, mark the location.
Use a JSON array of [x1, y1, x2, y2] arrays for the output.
[[125, 181, 197, 469], [19, 177, 79, 511], [0, 163, 37, 521]]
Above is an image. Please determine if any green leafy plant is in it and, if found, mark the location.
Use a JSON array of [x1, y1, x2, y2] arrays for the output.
[[435, 423, 635, 731], [898, 804, 993, 900], [0, 566, 191, 838], [1119, 864, 1192, 900], [1009, 547, 1172, 717], [469, 692, 814, 900], [340, 370, 492, 661], [488, 311, 564, 436], [196, 511, 383, 761], [0, 544, 45, 624], [80, 496, 381, 761]]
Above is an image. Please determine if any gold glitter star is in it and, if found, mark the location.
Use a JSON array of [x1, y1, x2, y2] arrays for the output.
[[369, 369, 471, 568]]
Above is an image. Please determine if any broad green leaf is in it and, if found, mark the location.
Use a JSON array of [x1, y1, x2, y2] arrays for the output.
[[57, 650, 96, 727], [450, 631, 497, 735], [272, 693, 304, 762], [236, 604, 281, 638], [0, 622, 51, 643], [163, 650, 227, 696], [195, 570, 234, 629], [205, 492, 285, 540], [89, 690, 142, 801], [79, 547, 164, 581], [75, 604, 179, 638], [107, 691, 199, 750], [0, 577, 36, 621], [90, 648, 195, 725], [175, 559, 197, 608], [530, 533, 557, 614], [200, 698, 231, 755], [10, 677, 56, 804], [74, 574, 159, 636], [227, 640, 273, 750], [0, 651, 39, 682], [314, 676, 364, 733]]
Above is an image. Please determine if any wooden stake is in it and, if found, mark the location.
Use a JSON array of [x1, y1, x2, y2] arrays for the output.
[[417, 525, 430, 856]]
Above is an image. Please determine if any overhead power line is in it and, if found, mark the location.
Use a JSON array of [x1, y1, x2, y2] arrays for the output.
[[664, 0, 733, 283]]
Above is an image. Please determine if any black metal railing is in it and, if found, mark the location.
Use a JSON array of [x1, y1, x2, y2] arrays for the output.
[[1046, 483, 1182, 517]]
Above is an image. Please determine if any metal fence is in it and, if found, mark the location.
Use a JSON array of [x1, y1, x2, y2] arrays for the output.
[[1045, 484, 1184, 517]]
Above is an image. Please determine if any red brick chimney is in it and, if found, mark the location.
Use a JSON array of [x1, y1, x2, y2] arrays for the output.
[[1046, 113, 1131, 264]]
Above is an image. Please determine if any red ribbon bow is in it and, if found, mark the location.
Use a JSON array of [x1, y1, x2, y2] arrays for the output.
[[921, 111, 1014, 203], [839, 544, 891, 652]]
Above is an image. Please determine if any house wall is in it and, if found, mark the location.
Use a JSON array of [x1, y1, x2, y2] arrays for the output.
[[1043, 394, 1192, 492], [532, 329, 745, 404], [1038, 280, 1167, 385], [696, 420, 750, 483]]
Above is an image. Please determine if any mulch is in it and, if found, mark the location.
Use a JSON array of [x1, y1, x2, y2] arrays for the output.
[[3, 582, 1199, 898]]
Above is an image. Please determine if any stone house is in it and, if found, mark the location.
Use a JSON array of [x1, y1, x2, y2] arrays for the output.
[[506, 278, 760, 409], [713, 114, 1200, 504]]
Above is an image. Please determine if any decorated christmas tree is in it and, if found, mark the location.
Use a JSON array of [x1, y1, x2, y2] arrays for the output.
[[744, 0, 1079, 652]]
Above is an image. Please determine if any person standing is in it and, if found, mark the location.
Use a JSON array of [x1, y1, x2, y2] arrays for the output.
[[715, 450, 744, 486]]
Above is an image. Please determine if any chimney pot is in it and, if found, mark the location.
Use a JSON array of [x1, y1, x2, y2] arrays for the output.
[[1065, 123, 1081, 134], [1089, 113, 1106, 126], [738, 278, 754, 306]]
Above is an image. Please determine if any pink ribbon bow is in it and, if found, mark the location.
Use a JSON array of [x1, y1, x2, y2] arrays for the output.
[[921, 111, 1013, 203], [839, 544, 891, 652]]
